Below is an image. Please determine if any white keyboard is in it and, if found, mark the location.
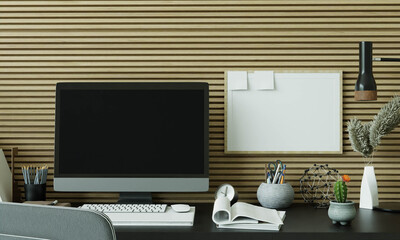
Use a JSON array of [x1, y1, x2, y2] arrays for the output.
[[80, 204, 195, 226], [80, 204, 167, 213]]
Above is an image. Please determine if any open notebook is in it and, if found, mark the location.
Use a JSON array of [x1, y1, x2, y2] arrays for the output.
[[212, 197, 286, 231]]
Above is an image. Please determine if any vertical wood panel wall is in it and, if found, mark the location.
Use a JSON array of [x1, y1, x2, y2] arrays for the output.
[[1, 0, 400, 203]]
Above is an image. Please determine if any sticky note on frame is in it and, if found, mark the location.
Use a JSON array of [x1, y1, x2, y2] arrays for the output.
[[253, 71, 275, 90], [227, 71, 248, 91]]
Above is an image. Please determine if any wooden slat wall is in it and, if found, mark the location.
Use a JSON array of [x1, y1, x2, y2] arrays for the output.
[[1, 0, 400, 204]]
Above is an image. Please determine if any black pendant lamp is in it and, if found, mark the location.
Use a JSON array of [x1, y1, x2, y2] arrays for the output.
[[355, 41, 377, 101]]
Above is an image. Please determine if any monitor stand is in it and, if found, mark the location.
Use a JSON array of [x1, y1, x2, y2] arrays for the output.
[[117, 192, 152, 204]]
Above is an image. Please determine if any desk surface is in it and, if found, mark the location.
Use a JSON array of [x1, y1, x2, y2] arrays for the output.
[[115, 203, 400, 240]]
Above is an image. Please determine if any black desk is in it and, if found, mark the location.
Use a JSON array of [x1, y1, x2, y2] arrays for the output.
[[116, 203, 400, 240]]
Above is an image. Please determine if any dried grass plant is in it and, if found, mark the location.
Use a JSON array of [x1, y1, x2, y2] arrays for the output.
[[347, 96, 400, 165]]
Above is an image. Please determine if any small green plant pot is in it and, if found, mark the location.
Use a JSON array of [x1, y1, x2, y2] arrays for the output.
[[328, 201, 356, 225]]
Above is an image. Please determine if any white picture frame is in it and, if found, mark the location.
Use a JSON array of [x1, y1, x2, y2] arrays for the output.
[[225, 70, 342, 154]]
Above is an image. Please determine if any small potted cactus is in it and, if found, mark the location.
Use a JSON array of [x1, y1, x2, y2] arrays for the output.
[[328, 175, 356, 225]]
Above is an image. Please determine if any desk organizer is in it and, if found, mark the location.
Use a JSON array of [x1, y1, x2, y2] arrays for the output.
[[24, 184, 46, 201], [257, 183, 294, 209]]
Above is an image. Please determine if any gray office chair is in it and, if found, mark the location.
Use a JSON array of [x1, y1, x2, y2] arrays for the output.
[[0, 202, 116, 240]]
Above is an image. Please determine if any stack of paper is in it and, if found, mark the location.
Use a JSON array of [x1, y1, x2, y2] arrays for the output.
[[0, 149, 12, 202], [212, 197, 285, 231]]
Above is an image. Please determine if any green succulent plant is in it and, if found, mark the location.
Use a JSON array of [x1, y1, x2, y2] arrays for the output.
[[334, 180, 348, 203]]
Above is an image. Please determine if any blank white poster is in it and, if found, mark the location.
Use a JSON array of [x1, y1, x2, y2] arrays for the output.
[[226, 71, 342, 153]]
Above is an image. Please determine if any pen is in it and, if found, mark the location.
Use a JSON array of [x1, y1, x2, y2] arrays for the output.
[[281, 165, 286, 184], [272, 164, 281, 184], [278, 174, 281, 184], [273, 172, 281, 184], [267, 172, 271, 184]]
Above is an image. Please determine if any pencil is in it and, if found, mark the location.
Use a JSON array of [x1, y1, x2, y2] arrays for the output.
[[27, 166, 31, 184], [22, 167, 26, 184], [44, 166, 48, 184]]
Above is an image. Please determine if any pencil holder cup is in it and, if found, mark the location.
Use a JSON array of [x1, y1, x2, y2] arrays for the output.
[[24, 184, 46, 201], [257, 182, 294, 209]]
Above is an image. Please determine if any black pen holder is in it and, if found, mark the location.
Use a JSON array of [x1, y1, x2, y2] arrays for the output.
[[24, 183, 46, 201]]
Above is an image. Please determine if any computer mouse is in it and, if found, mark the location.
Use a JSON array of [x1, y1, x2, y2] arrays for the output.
[[171, 204, 191, 213]]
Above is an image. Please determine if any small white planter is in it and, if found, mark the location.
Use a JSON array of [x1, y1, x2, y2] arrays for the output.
[[328, 201, 356, 225]]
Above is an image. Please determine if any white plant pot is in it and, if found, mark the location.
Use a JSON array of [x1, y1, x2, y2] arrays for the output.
[[328, 201, 357, 225], [359, 166, 379, 209]]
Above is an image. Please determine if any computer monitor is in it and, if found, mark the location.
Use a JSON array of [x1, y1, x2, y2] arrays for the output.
[[54, 82, 209, 203]]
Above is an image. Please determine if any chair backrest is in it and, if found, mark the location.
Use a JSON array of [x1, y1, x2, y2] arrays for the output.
[[0, 202, 116, 240]]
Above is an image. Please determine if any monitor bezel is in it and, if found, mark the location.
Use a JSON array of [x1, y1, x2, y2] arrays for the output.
[[54, 82, 209, 180]]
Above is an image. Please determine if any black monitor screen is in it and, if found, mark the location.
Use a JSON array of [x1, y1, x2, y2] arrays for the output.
[[55, 83, 208, 178]]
